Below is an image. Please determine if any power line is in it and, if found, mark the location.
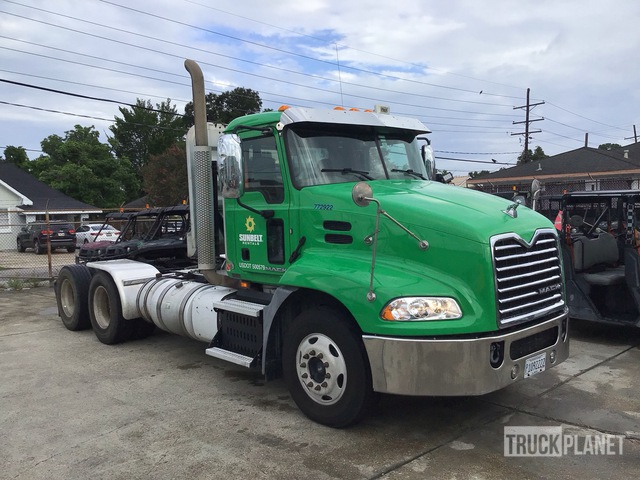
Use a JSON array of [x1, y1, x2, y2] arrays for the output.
[[181, 0, 528, 95], [0, 100, 188, 134], [4, 1, 630, 166], [545, 101, 627, 131], [436, 150, 521, 155], [436, 156, 514, 165], [0, 68, 186, 103], [0, 100, 114, 121], [0, 38, 520, 119], [0, 145, 42, 153], [0, 78, 185, 116], [2, 0, 631, 143], [0, 11, 519, 113], [97, 0, 517, 99]]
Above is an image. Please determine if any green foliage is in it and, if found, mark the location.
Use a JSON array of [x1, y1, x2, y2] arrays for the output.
[[32, 125, 139, 207], [1, 146, 30, 170], [517, 145, 548, 164], [141, 145, 188, 207], [108, 98, 185, 176], [183, 87, 262, 129], [7, 89, 259, 210], [598, 143, 622, 151], [468, 170, 491, 179]]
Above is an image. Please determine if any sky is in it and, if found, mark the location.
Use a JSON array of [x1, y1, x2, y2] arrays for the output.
[[1, 0, 639, 176]]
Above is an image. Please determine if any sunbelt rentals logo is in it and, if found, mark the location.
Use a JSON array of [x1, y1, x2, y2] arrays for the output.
[[239, 215, 263, 245]]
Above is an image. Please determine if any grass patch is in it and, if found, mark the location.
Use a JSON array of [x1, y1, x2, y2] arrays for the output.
[[6, 278, 24, 290]]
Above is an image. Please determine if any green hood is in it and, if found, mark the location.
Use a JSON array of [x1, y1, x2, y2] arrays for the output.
[[359, 180, 553, 245]]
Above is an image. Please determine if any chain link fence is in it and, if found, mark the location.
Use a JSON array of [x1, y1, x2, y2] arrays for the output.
[[0, 208, 142, 289], [473, 177, 634, 220]]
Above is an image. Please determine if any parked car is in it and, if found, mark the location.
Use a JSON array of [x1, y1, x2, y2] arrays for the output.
[[75, 223, 121, 246], [17, 221, 76, 254]]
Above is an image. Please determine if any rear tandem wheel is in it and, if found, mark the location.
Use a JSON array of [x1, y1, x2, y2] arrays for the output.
[[55, 265, 92, 331]]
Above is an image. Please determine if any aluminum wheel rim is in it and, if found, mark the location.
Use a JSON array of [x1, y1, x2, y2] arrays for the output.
[[59, 279, 75, 318], [93, 285, 111, 329], [295, 333, 347, 405]]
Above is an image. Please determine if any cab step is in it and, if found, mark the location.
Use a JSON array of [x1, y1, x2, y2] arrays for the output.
[[205, 347, 253, 367], [212, 298, 264, 317], [207, 297, 265, 368]]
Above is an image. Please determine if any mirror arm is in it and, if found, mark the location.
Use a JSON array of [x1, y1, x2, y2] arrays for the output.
[[235, 198, 274, 219]]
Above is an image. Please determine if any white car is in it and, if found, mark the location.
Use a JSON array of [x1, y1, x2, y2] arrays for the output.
[[75, 223, 121, 246]]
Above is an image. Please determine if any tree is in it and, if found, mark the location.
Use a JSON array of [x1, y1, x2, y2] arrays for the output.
[[469, 170, 491, 179], [33, 125, 139, 207], [1, 146, 30, 170], [141, 145, 188, 207], [108, 98, 185, 177], [183, 87, 262, 129], [598, 143, 622, 151], [518, 145, 548, 165]]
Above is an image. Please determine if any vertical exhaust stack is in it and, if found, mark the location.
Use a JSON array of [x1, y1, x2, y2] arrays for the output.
[[184, 59, 225, 285]]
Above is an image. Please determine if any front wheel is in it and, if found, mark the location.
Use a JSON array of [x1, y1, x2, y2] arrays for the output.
[[282, 307, 375, 428], [17, 239, 25, 252], [88, 271, 132, 344], [56, 265, 92, 331]]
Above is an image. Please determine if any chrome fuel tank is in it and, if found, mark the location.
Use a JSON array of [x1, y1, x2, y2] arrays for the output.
[[136, 278, 235, 342]]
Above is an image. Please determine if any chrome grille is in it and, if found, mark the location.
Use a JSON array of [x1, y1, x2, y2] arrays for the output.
[[492, 229, 565, 327]]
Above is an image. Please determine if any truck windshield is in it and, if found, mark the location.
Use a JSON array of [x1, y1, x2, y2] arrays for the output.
[[286, 123, 427, 188]]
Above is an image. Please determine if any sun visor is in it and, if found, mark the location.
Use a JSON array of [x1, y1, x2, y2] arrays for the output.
[[280, 107, 431, 134]]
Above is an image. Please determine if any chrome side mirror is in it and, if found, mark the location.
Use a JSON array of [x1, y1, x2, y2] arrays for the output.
[[218, 134, 244, 199], [352, 182, 373, 207]]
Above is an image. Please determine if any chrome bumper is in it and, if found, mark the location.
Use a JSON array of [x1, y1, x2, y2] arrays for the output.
[[363, 309, 569, 396]]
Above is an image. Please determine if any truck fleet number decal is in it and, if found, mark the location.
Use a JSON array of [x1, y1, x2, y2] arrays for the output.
[[314, 204, 334, 210]]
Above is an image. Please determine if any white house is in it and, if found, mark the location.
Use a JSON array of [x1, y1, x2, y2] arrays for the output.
[[0, 163, 101, 250]]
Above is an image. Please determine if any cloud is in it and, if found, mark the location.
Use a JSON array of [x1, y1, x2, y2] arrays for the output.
[[1, 0, 639, 175]]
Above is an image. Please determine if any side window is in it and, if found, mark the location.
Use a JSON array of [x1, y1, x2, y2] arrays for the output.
[[242, 136, 284, 204]]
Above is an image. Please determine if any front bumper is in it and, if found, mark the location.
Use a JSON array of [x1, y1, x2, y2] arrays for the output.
[[363, 308, 569, 396]]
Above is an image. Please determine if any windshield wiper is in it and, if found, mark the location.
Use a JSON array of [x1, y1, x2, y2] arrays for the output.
[[321, 168, 373, 180], [391, 169, 426, 180]]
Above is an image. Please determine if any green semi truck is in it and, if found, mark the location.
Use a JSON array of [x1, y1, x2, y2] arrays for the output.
[[55, 60, 569, 427]]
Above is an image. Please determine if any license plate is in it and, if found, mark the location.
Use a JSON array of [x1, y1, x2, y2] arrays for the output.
[[58, 232, 65, 236], [524, 352, 546, 378], [106, 233, 112, 236]]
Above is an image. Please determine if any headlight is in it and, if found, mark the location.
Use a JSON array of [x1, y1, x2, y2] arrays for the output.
[[381, 297, 462, 321]]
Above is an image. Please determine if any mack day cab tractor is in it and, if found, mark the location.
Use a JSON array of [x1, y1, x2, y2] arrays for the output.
[[55, 60, 570, 427]]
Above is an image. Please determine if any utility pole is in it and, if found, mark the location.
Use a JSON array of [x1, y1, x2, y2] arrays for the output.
[[512, 88, 544, 163], [624, 125, 638, 143]]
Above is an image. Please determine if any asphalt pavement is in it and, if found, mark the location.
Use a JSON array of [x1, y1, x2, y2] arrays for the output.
[[1, 287, 639, 479]]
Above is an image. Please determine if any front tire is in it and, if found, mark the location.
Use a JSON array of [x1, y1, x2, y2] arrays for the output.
[[56, 265, 92, 331], [282, 307, 374, 428], [17, 239, 25, 252], [88, 272, 132, 344]]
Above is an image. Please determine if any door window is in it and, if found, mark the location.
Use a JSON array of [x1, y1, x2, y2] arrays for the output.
[[242, 136, 284, 204]]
